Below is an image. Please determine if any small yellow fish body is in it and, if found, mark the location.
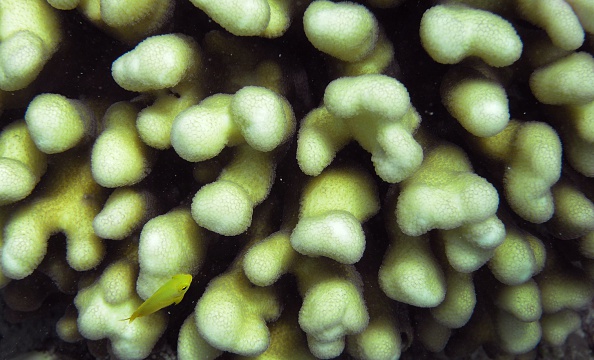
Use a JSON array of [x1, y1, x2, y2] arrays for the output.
[[124, 274, 192, 322]]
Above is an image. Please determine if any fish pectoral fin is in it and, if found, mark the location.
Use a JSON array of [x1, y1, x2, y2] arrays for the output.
[[173, 297, 183, 305]]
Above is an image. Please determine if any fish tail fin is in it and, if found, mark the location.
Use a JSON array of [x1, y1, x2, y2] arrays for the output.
[[120, 315, 136, 323]]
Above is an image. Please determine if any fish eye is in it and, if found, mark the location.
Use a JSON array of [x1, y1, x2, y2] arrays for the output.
[[181, 286, 188, 291]]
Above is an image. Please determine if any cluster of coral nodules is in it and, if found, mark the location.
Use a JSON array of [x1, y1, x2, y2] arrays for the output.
[[1, 0, 594, 359]]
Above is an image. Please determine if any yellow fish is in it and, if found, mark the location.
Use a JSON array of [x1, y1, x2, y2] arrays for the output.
[[123, 274, 192, 323]]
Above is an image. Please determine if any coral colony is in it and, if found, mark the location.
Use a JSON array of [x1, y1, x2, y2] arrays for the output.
[[1, 0, 594, 359]]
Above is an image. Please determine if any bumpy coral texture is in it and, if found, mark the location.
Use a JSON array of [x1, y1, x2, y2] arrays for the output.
[[1, 0, 594, 360]]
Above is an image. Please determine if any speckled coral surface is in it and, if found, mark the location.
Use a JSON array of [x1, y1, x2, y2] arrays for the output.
[[1, 0, 594, 359]]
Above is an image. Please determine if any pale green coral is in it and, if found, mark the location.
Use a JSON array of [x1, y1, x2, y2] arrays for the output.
[[544, 99, 594, 178], [296, 107, 350, 176], [1, 151, 106, 279], [91, 102, 155, 188], [191, 145, 276, 236], [55, 306, 83, 343], [291, 165, 379, 264], [495, 309, 541, 355], [440, 63, 509, 137], [488, 230, 541, 286], [189, 0, 292, 38], [1, 0, 594, 358], [46, 0, 79, 10], [111, 33, 203, 150], [172, 86, 295, 162], [0, 0, 61, 90], [477, 120, 562, 223], [330, 32, 395, 77], [379, 229, 446, 308], [303, 1, 379, 62], [291, 211, 366, 264], [294, 257, 369, 359], [239, 309, 315, 360], [195, 267, 281, 356], [505, 122, 562, 223], [548, 181, 594, 239], [346, 278, 404, 360], [420, 4, 522, 67], [566, 0, 594, 33], [540, 309, 582, 346], [230, 86, 295, 152], [100, 0, 165, 28], [0, 120, 47, 205], [553, 100, 594, 177], [24, 94, 95, 154], [190, 202, 283, 357], [112, 33, 200, 92], [494, 279, 542, 322], [414, 310, 451, 353], [76, 0, 174, 44], [243, 230, 296, 287], [172, 93, 241, 161], [74, 260, 167, 360], [530, 52, 594, 105], [429, 267, 476, 329], [537, 264, 594, 313], [515, 0, 584, 51], [93, 187, 157, 240], [178, 313, 223, 360], [396, 143, 499, 236], [526, 234, 547, 275], [438, 215, 506, 273], [137, 208, 208, 299], [298, 74, 422, 183], [136, 82, 203, 150]]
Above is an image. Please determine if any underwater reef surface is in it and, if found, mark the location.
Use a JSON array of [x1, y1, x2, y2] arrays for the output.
[[1, 0, 594, 359]]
